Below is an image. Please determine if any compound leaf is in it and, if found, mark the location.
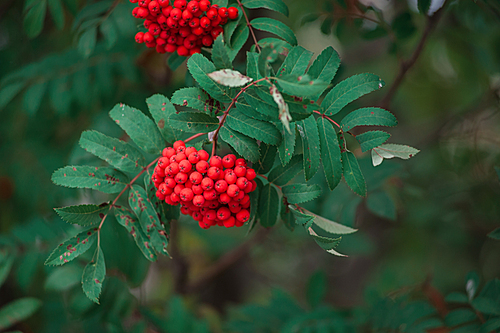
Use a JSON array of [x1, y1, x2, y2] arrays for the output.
[[307, 46, 340, 99], [52, 166, 129, 194]]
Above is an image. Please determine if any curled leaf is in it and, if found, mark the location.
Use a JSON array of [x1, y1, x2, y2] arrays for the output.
[[270, 84, 292, 133]]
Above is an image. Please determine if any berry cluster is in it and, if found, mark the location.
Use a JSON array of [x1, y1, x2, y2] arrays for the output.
[[152, 140, 257, 229], [131, 0, 239, 56]]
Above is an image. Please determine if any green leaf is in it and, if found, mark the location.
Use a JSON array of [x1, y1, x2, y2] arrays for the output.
[[481, 318, 500, 333], [250, 17, 297, 46], [48, 0, 64, 29], [471, 297, 500, 315], [211, 0, 228, 7], [450, 323, 480, 333], [302, 208, 358, 235], [417, 0, 432, 15], [258, 46, 279, 77], [44, 265, 81, 291], [227, 23, 249, 61], [342, 150, 366, 196], [356, 130, 391, 152], [444, 309, 477, 327], [100, 18, 118, 49], [277, 46, 313, 77], [276, 122, 296, 166], [224, 9, 242, 46], [276, 75, 329, 100], [55, 203, 109, 226], [307, 46, 340, 99], [82, 246, 106, 304], [282, 184, 321, 204], [187, 53, 233, 103], [341, 107, 397, 130], [258, 183, 280, 227], [317, 118, 342, 190], [0, 298, 42, 331], [45, 227, 97, 266], [219, 125, 260, 163], [208, 69, 253, 87], [226, 109, 282, 145], [171, 88, 223, 116], [268, 154, 303, 186], [114, 207, 157, 262], [23, 81, 47, 116], [308, 228, 344, 256], [241, 0, 289, 16], [79, 130, 146, 173], [366, 191, 396, 220], [128, 185, 169, 256], [246, 51, 262, 81], [371, 143, 420, 166], [321, 73, 384, 116], [78, 26, 97, 58], [488, 227, 500, 240], [169, 112, 220, 133], [23, 0, 47, 38], [255, 143, 277, 174], [236, 101, 272, 121], [109, 103, 164, 154], [249, 178, 262, 227], [147, 93, 184, 143], [0, 82, 25, 110], [298, 115, 321, 181], [167, 53, 187, 71], [289, 205, 314, 228], [212, 35, 232, 70], [445, 292, 469, 303], [244, 88, 279, 121], [52, 165, 129, 194], [306, 271, 327, 308]]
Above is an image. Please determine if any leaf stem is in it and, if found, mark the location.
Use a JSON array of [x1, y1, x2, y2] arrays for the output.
[[236, 0, 261, 52], [313, 110, 341, 128], [184, 132, 206, 143]]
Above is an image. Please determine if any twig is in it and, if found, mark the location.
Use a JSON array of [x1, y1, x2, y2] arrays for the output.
[[379, 0, 450, 109], [236, 0, 261, 52], [184, 132, 206, 143], [186, 227, 271, 293], [313, 110, 341, 128]]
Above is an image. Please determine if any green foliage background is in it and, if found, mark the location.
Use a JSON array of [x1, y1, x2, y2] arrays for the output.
[[1, 0, 500, 331]]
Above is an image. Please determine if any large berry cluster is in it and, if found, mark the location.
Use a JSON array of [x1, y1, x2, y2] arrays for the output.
[[131, 0, 239, 56], [152, 140, 257, 229]]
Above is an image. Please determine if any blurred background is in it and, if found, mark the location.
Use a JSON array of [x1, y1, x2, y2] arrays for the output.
[[1, 0, 500, 331]]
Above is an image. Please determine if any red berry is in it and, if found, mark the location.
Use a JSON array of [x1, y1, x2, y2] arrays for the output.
[[193, 194, 205, 206], [165, 43, 177, 53], [227, 184, 240, 197], [154, 166, 165, 177], [143, 31, 155, 43], [223, 216, 236, 228], [206, 8, 217, 19], [162, 5, 173, 16], [192, 184, 203, 195], [173, 141, 185, 150], [224, 171, 237, 184], [200, 17, 211, 28], [229, 204, 241, 214], [218, 7, 228, 17], [202, 35, 213, 47], [236, 209, 250, 223], [165, 177, 176, 188], [163, 147, 176, 157], [196, 160, 210, 173], [201, 177, 214, 190], [189, 17, 200, 28], [203, 189, 217, 200], [174, 184, 185, 195], [180, 206, 190, 215], [180, 188, 194, 201], [244, 181, 254, 193], [158, 0, 170, 7], [205, 210, 217, 220], [148, 1, 160, 13], [187, 1, 199, 12], [156, 38, 166, 46], [175, 172, 188, 184], [156, 190, 166, 200], [177, 45, 189, 56], [170, 192, 180, 203], [199, 0, 211, 11], [214, 179, 228, 193], [209, 156, 222, 168], [130, 0, 139, 3], [171, 7, 182, 20], [217, 207, 231, 220], [236, 177, 248, 190], [176, 145, 186, 153], [190, 47, 201, 55], [188, 152, 200, 163], [165, 162, 179, 176], [192, 27, 204, 35], [234, 190, 245, 202], [228, 6, 238, 19], [139, 0, 151, 7], [174, 0, 187, 9], [234, 165, 246, 177], [210, 26, 223, 39], [149, 23, 161, 35], [182, 9, 193, 20], [207, 166, 221, 180], [219, 193, 231, 204], [240, 194, 250, 205], [222, 155, 235, 168], [185, 146, 197, 156], [138, 7, 150, 18], [145, 41, 157, 48], [235, 158, 247, 167], [179, 27, 191, 37], [198, 150, 209, 161], [245, 168, 256, 180], [189, 171, 203, 184], [135, 32, 145, 43], [210, 16, 221, 27]]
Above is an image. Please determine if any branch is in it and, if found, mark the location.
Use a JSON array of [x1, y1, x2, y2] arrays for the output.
[[236, 0, 261, 52], [379, 1, 449, 109], [186, 227, 271, 294]]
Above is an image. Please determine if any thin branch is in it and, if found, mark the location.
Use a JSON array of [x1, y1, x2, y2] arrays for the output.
[[379, 0, 450, 109], [236, 0, 261, 52], [185, 132, 206, 143], [186, 227, 271, 293]]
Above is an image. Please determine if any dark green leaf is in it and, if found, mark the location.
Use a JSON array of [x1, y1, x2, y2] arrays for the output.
[[471, 297, 500, 315], [187, 53, 233, 102], [282, 184, 321, 204], [52, 165, 129, 194], [147, 93, 184, 143], [258, 183, 280, 227], [48, 0, 64, 29], [114, 207, 157, 262], [172, 88, 223, 116], [212, 35, 232, 70], [227, 23, 249, 61], [250, 17, 297, 46], [487, 227, 500, 240], [109, 103, 164, 154], [246, 51, 262, 81], [445, 292, 469, 303], [249, 178, 262, 227], [78, 26, 97, 58], [169, 112, 220, 133], [298, 115, 321, 181], [226, 109, 282, 145], [444, 309, 477, 327], [276, 75, 329, 100], [23, 82, 46, 116], [308, 228, 344, 256], [317, 118, 342, 190], [289, 205, 314, 228], [0, 298, 42, 331], [302, 208, 357, 235], [321, 73, 384, 116], [219, 125, 260, 163], [167, 53, 187, 70], [243, 88, 279, 121], [366, 191, 396, 220], [341, 107, 397, 130], [307, 46, 340, 84], [281, 205, 296, 231], [23, 0, 47, 38], [268, 154, 303, 186], [44, 265, 81, 291], [255, 143, 277, 174], [342, 150, 366, 196], [45, 227, 97, 266], [254, 37, 292, 54], [450, 323, 480, 333], [276, 122, 296, 166], [277, 46, 313, 77], [481, 318, 500, 333], [79, 130, 146, 173], [356, 130, 391, 152], [100, 18, 118, 49], [72, 1, 110, 30], [241, 0, 289, 16], [320, 16, 333, 35], [82, 246, 105, 304], [235, 101, 271, 121], [307, 271, 327, 308], [49, 76, 72, 115], [0, 82, 25, 110], [55, 203, 109, 226]]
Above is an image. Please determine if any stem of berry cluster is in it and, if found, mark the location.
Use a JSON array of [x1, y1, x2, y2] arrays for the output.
[[235, 0, 261, 53]]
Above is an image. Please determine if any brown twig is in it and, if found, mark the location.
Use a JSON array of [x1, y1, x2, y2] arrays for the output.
[[379, 0, 450, 109], [186, 227, 271, 293], [236, 0, 261, 52]]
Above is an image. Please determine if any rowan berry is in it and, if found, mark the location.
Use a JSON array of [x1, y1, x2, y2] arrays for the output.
[[165, 43, 177, 52], [156, 38, 166, 46], [170, 192, 180, 203], [189, 171, 202, 184], [206, 8, 217, 19], [189, 17, 200, 28], [158, 0, 169, 7], [240, 194, 250, 205], [214, 179, 228, 193], [179, 159, 192, 173], [170, 8, 182, 20], [245, 168, 256, 180], [235, 158, 247, 167], [202, 35, 213, 47], [143, 31, 155, 43], [234, 165, 246, 177], [198, 221, 210, 229], [234, 190, 245, 202], [218, 7, 228, 17], [210, 26, 223, 39], [200, 17, 211, 28], [224, 171, 237, 184], [174, 0, 187, 9], [241, 200, 250, 209], [163, 147, 176, 158], [199, 0, 210, 11], [180, 206, 190, 215], [135, 32, 145, 43], [236, 209, 250, 223], [130, 0, 139, 3], [228, 6, 238, 19], [210, 16, 221, 27], [193, 194, 205, 207], [236, 177, 248, 190], [192, 211, 203, 221], [223, 216, 236, 228], [187, 0, 199, 12], [174, 184, 185, 195], [175, 172, 188, 184], [167, 17, 179, 28], [207, 166, 221, 179], [138, 0, 151, 7], [156, 190, 166, 200], [222, 155, 235, 168], [217, 207, 231, 220], [198, 150, 209, 161], [227, 184, 240, 197], [148, 1, 160, 13], [190, 47, 201, 55], [165, 177, 176, 188], [244, 181, 254, 193], [182, 10, 193, 21], [179, 27, 191, 37], [176, 145, 186, 153], [177, 45, 189, 56], [196, 160, 209, 173], [219, 193, 231, 204], [229, 204, 241, 214], [145, 41, 157, 48], [185, 146, 197, 156], [179, 188, 194, 201], [154, 166, 165, 178], [205, 210, 217, 220], [192, 184, 203, 195], [162, 5, 173, 16], [165, 162, 179, 176], [192, 27, 204, 35], [175, 153, 187, 162]]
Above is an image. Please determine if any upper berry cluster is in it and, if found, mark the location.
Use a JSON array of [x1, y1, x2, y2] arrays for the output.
[[132, 0, 239, 56], [152, 140, 257, 229]]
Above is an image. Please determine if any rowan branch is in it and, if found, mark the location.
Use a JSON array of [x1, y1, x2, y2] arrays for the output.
[[236, 0, 261, 52]]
